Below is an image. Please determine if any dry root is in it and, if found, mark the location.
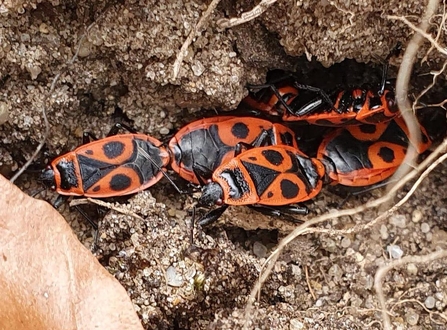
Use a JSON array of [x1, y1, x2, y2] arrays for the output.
[[217, 0, 277, 29], [70, 198, 144, 221]]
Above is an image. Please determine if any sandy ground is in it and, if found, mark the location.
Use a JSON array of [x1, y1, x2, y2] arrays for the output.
[[2, 0, 447, 329]]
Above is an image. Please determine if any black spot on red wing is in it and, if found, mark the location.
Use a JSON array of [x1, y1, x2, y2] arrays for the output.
[[231, 122, 249, 139], [359, 124, 377, 134], [262, 149, 284, 166], [280, 179, 299, 199], [267, 191, 273, 198], [378, 146, 395, 163], [85, 149, 94, 155], [103, 141, 126, 159], [92, 185, 100, 192], [109, 174, 132, 191], [378, 120, 408, 147], [248, 156, 257, 161]]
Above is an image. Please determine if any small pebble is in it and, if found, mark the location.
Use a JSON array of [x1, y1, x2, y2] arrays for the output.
[[412, 209, 423, 223], [78, 40, 93, 57], [328, 264, 342, 280], [315, 299, 323, 307], [380, 224, 389, 240], [289, 319, 304, 330], [387, 245, 404, 259], [290, 264, 301, 277], [167, 208, 176, 217], [143, 268, 151, 277], [421, 222, 430, 233], [159, 127, 170, 135], [20, 33, 30, 42], [322, 238, 337, 253], [341, 237, 351, 248], [0, 101, 9, 125], [191, 61, 205, 76], [354, 252, 364, 263], [390, 214, 406, 228], [166, 266, 183, 287], [425, 296, 435, 309], [364, 275, 373, 290], [405, 308, 419, 326], [253, 241, 267, 258], [39, 23, 49, 34], [406, 263, 418, 276], [26, 64, 41, 80]]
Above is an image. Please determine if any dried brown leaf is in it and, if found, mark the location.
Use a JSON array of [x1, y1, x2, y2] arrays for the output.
[[0, 175, 143, 330]]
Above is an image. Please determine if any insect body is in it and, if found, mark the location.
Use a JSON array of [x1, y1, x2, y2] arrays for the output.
[[317, 117, 432, 186], [41, 134, 170, 197], [244, 79, 398, 127], [199, 145, 325, 207], [286, 84, 398, 126], [168, 116, 299, 184]]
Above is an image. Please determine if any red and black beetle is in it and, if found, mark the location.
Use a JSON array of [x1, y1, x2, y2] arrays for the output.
[[317, 116, 432, 187], [243, 45, 402, 127], [41, 133, 170, 199]]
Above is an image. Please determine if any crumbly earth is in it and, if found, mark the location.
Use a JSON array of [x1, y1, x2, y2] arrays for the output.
[[2, 0, 447, 329]]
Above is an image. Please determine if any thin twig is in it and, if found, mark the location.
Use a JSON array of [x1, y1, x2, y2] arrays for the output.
[[70, 198, 144, 221], [172, 0, 221, 80], [217, 0, 277, 29], [305, 265, 316, 300]]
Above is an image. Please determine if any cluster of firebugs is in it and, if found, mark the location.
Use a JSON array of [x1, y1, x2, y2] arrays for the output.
[[40, 52, 446, 226]]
